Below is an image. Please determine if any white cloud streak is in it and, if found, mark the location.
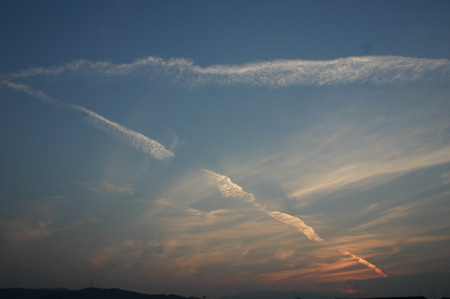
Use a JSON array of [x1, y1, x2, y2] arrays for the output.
[[202, 169, 323, 242], [340, 249, 387, 277], [1, 80, 174, 160], [1, 80, 63, 105], [72, 105, 174, 160], [4, 56, 450, 87], [286, 147, 450, 200], [203, 169, 389, 277], [202, 169, 256, 203], [267, 211, 324, 243]]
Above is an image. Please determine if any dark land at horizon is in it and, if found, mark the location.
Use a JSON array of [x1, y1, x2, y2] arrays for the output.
[[0, 287, 191, 299], [1, 288, 447, 299]]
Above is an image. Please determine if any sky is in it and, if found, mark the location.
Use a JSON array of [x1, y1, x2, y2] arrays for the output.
[[1, 1, 450, 298]]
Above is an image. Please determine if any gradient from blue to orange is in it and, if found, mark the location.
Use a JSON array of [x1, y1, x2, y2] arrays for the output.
[[1, 1, 450, 298]]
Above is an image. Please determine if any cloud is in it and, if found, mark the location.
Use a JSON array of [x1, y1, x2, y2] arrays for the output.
[[352, 206, 412, 232], [1, 80, 63, 105], [203, 169, 390, 278], [79, 169, 397, 292], [267, 211, 324, 243], [352, 189, 450, 233], [4, 56, 450, 87], [202, 169, 256, 202], [203, 169, 323, 242], [441, 171, 450, 184], [3, 57, 193, 80], [340, 250, 387, 277], [2, 54, 447, 292], [219, 95, 450, 205], [0, 217, 99, 244], [1, 80, 174, 160], [72, 105, 174, 160], [89, 204, 306, 282], [77, 181, 136, 195], [286, 147, 450, 200], [192, 56, 450, 87]]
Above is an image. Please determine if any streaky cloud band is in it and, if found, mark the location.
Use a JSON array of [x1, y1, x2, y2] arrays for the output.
[[340, 250, 387, 277], [1, 80, 63, 105], [1, 80, 174, 160], [202, 169, 387, 277], [4, 56, 450, 87], [267, 211, 324, 243], [202, 169, 323, 242], [202, 169, 256, 203], [72, 105, 174, 160]]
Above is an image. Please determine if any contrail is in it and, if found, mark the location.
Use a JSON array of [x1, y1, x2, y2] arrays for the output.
[[3, 68, 389, 277], [71, 105, 174, 160], [4, 55, 450, 87], [1, 80, 174, 160], [203, 169, 387, 277], [202, 169, 256, 203], [1, 80, 62, 105], [202, 169, 323, 242], [267, 211, 324, 243], [340, 250, 387, 277]]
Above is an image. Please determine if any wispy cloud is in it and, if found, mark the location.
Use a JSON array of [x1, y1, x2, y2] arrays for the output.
[[267, 211, 324, 243], [1, 80, 174, 160], [4, 56, 450, 87], [349, 188, 450, 235], [203, 169, 323, 242], [441, 171, 450, 184], [0, 217, 99, 244], [340, 250, 387, 277], [72, 105, 174, 160], [202, 169, 256, 203], [1, 80, 63, 105], [220, 100, 450, 205], [192, 56, 450, 86], [202, 169, 390, 277], [77, 181, 136, 195], [3, 54, 447, 291], [286, 147, 450, 200]]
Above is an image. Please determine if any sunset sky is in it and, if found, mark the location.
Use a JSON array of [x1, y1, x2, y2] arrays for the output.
[[1, 1, 450, 298]]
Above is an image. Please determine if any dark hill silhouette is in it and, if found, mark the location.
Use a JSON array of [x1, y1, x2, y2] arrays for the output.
[[0, 287, 188, 299], [227, 289, 334, 299], [336, 297, 428, 299]]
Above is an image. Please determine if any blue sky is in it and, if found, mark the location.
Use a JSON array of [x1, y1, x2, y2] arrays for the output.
[[1, 1, 450, 298]]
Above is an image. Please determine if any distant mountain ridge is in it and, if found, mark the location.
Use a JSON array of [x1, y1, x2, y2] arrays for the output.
[[0, 287, 190, 299], [226, 290, 334, 299]]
